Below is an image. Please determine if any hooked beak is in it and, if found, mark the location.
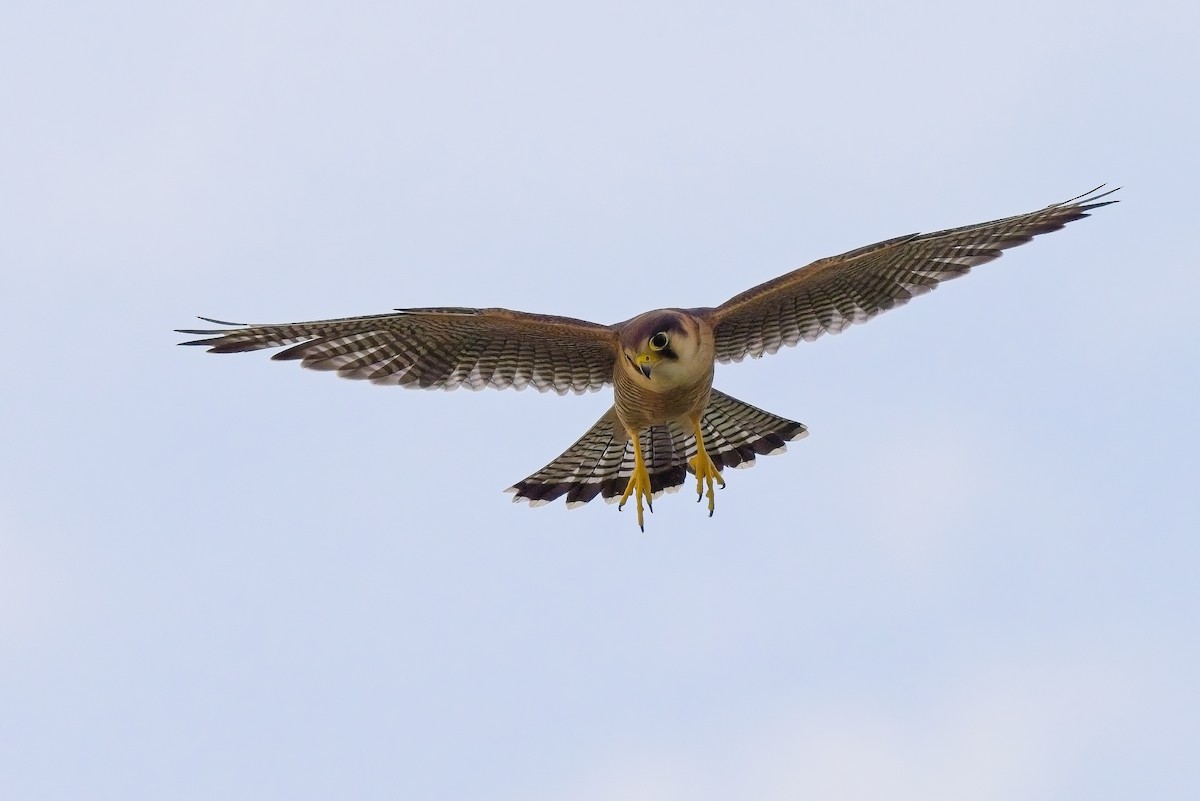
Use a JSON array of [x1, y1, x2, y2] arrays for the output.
[[635, 352, 658, 379]]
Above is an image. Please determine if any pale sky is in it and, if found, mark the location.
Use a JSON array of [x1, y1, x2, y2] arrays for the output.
[[2, 1, 1197, 799]]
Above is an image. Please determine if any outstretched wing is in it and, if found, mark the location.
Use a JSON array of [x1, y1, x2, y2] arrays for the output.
[[178, 307, 618, 394], [702, 186, 1118, 363]]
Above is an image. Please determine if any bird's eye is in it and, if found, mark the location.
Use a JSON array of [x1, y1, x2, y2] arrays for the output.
[[649, 332, 669, 350]]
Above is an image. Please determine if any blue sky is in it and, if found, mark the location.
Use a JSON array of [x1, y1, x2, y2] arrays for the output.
[[2, 1, 1197, 799]]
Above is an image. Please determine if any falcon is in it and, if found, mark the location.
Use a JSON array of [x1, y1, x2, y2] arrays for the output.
[[179, 186, 1117, 530]]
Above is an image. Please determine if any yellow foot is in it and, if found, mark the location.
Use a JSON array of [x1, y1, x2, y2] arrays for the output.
[[618, 434, 653, 531], [617, 469, 654, 532], [688, 450, 725, 518]]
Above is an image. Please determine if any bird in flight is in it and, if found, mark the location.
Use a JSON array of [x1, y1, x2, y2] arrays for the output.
[[179, 186, 1117, 530]]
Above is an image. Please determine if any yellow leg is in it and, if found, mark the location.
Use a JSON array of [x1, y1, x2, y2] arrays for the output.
[[688, 416, 725, 517], [617, 430, 653, 531]]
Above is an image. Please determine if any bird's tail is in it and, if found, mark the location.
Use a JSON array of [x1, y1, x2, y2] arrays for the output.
[[505, 389, 808, 509]]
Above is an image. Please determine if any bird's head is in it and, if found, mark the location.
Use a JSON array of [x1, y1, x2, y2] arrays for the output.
[[619, 310, 705, 387]]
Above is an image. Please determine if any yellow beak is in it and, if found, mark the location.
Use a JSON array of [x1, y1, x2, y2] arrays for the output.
[[635, 351, 659, 378]]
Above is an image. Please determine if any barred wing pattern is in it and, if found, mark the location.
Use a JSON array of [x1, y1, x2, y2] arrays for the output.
[[704, 186, 1118, 363], [506, 389, 808, 508], [178, 307, 619, 394]]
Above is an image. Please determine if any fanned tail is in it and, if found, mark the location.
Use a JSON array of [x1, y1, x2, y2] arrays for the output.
[[505, 389, 808, 509], [700, 388, 808, 470], [504, 408, 690, 508]]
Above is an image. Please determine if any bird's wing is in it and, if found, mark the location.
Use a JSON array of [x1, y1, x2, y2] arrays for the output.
[[701, 186, 1118, 363], [178, 307, 618, 394]]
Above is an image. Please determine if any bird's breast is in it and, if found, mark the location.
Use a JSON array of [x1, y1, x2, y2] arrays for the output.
[[613, 362, 713, 431]]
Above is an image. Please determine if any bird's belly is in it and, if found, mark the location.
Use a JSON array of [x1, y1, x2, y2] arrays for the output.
[[614, 370, 712, 431]]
